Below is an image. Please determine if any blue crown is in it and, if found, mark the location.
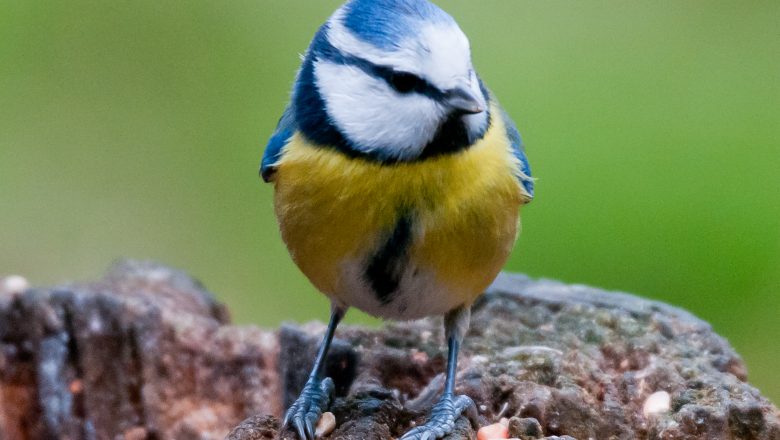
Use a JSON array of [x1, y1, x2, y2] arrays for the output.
[[341, 0, 455, 49]]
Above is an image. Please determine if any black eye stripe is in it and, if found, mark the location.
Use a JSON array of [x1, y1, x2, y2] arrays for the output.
[[376, 67, 435, 95], [371, 65, 445, 99], [317, 43, 444, 99], [388, 71, 421, 93]]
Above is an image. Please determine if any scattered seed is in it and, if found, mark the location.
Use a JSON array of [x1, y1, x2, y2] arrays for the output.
[[410, 349, 429, 363], [69, 379, 83, 394], [0, 275, 29, 296], [477, 422, 509, 440], [643, 391, 671, 417], [315, 412, 336, 438]]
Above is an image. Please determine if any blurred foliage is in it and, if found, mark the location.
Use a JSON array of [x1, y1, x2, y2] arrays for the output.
[[0, 1, 777, 401]]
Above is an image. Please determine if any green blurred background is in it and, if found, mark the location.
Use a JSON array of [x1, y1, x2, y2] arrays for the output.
[[0, 1, 777, 402]]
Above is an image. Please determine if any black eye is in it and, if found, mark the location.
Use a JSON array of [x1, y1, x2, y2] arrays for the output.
[[389, 72, 422, 94]]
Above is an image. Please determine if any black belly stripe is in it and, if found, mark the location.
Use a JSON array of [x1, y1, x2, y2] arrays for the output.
[[365, 214, 413, 305]]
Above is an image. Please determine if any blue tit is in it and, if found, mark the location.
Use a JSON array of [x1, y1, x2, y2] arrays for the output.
[[260, 0, 534, 438]]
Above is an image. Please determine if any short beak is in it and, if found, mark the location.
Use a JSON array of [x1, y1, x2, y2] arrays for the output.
[[445, 80, 487, 114]]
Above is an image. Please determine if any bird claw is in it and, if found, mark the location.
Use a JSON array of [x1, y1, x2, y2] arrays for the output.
[[283, 377, 335, 440], [401, 394, 477, 440]]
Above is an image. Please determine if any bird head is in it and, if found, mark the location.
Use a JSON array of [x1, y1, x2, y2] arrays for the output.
[[294, 0, 490, 161]]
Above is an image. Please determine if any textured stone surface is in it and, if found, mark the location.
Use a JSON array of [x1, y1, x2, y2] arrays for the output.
[[0, 262, 777, 439], [256, 275, 779, 440], [0, 261, 280, 440]]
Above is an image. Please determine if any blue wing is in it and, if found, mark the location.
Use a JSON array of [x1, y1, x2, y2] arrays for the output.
[[260, 104, 297, 182], [499, 107, 534, 200]]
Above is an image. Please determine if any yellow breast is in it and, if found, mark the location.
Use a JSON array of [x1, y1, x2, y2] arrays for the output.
[[271, 109, 528, 318]]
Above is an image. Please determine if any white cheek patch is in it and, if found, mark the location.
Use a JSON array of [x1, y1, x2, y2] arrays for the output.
[[315, 60, 446, 160]]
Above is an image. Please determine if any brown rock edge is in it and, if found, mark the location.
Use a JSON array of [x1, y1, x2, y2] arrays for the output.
[[0, 261, 776, 440]]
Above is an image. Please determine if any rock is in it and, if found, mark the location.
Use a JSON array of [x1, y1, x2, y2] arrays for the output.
[[0, 262, 777, 439], [226, 415, 279, 440], [507, 417, 543, 439], [0, 261, 280, 440]]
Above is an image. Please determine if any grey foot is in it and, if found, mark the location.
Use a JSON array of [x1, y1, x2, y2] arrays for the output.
[[283, 377, 335, 440], [401, 394, 478, 440]]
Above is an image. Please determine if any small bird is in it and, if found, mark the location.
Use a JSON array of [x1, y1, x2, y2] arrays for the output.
[[261, 1, 533, 439]]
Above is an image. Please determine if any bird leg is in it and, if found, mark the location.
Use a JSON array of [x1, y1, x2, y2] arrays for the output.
[[283, 304, 346, 440], [401, 306, 478, 440]]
